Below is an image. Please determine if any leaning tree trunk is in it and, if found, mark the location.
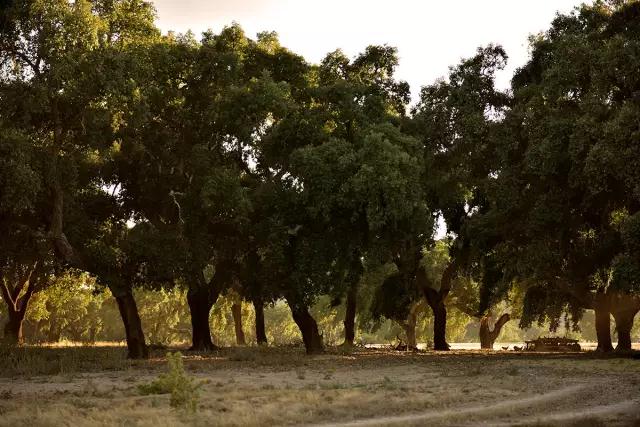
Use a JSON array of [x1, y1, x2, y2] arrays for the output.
[[231, 302, 246, 346], [594, 293, 614, 352], [253, 298, 268, 345], [115, 291, 148, 359], [424, 288, 450, 351], [287, 298, 323, 354], [611, 303, 639, 352], [479, 313, 510, 350], [187, 286, 219, 351], [343, 283, 358, 346]]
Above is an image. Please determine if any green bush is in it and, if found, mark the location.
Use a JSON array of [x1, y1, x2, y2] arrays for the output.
[[138, 352, 200, 413]]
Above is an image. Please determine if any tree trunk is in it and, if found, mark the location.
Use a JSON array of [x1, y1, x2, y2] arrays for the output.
[[287, 298, 323, 354], [343, 283, 357, 346], [479, 313, 510, 350], [253, 298, 267, 345], [424, 288, 449, 351], [3, 310, 25, 345], [1, 269, 38, 346], [115, 292, 148, 359], [612, 304, 638, 352], [187, 286, 219, 351], [594, 293, 614, 352], [231, 302, 246, 346]]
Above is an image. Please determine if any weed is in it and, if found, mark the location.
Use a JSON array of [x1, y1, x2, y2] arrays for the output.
[[138, 352, 201, 413]]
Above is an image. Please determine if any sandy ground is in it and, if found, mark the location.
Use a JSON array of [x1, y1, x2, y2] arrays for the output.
[[0, 346, 639, 426]]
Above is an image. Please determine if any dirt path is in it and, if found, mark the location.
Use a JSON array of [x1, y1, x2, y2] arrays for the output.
[[310, 385, 588, 426]]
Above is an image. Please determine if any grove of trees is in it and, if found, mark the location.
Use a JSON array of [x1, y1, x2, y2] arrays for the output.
[[1, 0, 639, 358]]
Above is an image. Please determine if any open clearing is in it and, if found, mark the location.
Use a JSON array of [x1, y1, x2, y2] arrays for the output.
[[0, 346, 639, 426]]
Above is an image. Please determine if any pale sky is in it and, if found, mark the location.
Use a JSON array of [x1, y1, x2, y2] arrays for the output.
[[151, 0, 583, 98]]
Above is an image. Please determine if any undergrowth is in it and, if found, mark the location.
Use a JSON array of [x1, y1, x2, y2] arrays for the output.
[[138, 352, 201, 413]]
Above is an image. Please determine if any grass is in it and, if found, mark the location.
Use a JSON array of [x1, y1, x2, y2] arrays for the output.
[[0, 346, 639, 426], [0, 344, 131, 377]]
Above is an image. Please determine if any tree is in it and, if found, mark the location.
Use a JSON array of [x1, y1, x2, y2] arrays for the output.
[[409, 45, 510, 350], [457, 0, 640, 352], [0, 0, 160, 357]]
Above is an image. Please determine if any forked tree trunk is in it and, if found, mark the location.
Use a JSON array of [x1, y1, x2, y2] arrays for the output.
[[612, 303, 639, 352], [594, 293, 614, 352], [231, 302, 246, 346], [187, 286, 219, 351], [479, 313, 511, 350], [343, 283, 358, 346], [424, 288, 450, 351], [253, 298, 268, 345], [1, 269, 38, 346], [115, 292, 148, 359], [287, 298, 323, 354]]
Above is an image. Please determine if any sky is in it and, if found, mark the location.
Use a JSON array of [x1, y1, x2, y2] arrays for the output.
[[151, 0, 583, 98]]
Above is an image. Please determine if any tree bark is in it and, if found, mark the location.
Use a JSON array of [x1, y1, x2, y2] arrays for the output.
[[231, 302, 246, 346], [115, 292, 148, 359], [3, 310, 26, 345], [424, 287, 450, 350], [253, 298, 268, 345], [287, 298, 323, 354], [187, 285, 219, 351], [594, 293, 614, 352], [611, 302, 639, 352], [479, 313, 510, 350], [343, 283, 358, 346]]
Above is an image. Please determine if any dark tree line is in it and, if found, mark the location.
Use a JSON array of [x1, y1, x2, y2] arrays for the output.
[[1, 0, 639, 357]]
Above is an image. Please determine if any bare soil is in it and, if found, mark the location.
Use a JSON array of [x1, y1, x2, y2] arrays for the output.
[[0, 346, 638, 426]]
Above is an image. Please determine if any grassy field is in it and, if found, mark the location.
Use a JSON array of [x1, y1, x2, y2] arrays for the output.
[[0, 345, 639, 426]]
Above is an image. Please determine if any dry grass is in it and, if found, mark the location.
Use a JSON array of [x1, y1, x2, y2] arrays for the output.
[[0, 346, 639, 426]]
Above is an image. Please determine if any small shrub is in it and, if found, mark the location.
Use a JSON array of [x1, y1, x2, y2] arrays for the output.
[[138, 352, 200, 413]]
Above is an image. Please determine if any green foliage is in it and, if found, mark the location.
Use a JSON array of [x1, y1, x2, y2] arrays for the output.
[[138, 352, 200, 413]]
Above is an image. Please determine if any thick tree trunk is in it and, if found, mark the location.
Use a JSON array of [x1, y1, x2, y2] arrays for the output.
[[115, 292, 148, 359], [187, 286, 219, 351], [612, 304, 638, 352], [479, 317, 492, 350], [343, 284, 357, 346], [3, 310, 25, 345], [479, 313, 510, 350], [231, 302, 246, 346], [594, 293, 614, 352], [253, 298, 268, 345], [287, 299, 323, 354], [424, 288, 449, 351]]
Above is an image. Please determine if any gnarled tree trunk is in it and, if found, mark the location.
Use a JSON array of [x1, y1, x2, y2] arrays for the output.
[[287, 298, 323, 354], [115, 291, 148, 359], [343, 283, 358, 346], [479, 313, 510, 350], [231, 302, 246, 346], [611, 298, 639, 352], [253, 297, 268, 345], [187, 285, 219, 351], [594, 292, 613, 352]]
